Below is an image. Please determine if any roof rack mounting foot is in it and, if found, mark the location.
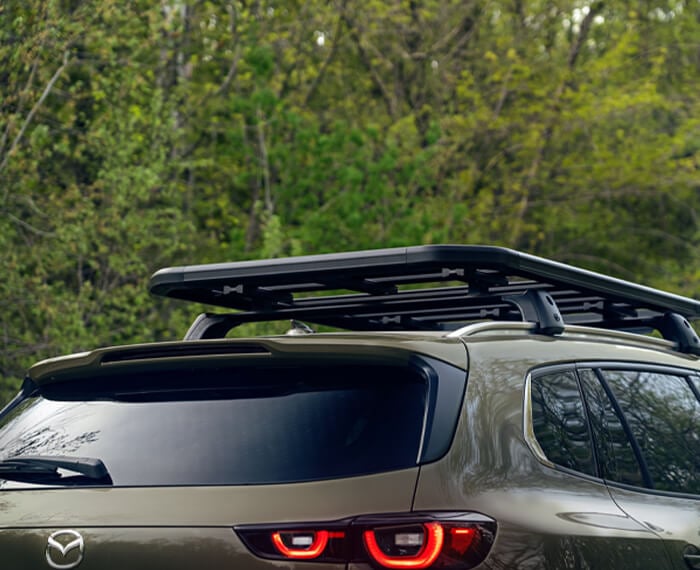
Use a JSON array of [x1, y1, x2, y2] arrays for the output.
[[184, 313, 239, 340], [503, 290, 565, 336], [657, 313, 700, 356]]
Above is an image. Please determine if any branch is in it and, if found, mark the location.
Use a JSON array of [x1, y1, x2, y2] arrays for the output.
[[442, 15, 477, 64], [342, 13, 397, 119], [568, 1, 604, 69], [278, 1, 315, 99], [214, 1, 242, 97], [509, 2, 604, 245], [304, 0, 347, 107], [0, 50, 70, 191], [256, 107, 273, 214], [0, 60, 39, 155], [493, 68, 513, 119], [10, 194, 51, 218], [4, 212, 56, 237], [180, 2, 241, 160]]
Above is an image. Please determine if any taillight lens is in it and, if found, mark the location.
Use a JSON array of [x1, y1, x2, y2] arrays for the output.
[[236, 523, 347, 563], [271, 530, 345, 559], [363, 522, 444, 568], [235, 512, 496, 569]]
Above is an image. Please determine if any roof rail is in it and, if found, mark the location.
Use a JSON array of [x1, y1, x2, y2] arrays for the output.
[[149, 245, 700, 354]]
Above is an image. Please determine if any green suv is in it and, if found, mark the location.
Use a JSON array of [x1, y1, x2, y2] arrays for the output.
[[1, 245, 699, 570]]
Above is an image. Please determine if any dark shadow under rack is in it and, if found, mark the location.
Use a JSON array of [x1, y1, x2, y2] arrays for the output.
[[149, 245, 700, 355]]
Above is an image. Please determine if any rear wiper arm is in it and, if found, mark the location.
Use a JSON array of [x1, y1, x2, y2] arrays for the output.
[[0, 455, 110, 480]]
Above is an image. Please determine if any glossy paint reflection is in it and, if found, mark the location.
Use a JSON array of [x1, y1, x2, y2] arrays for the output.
[[413, 337, 677, 569]]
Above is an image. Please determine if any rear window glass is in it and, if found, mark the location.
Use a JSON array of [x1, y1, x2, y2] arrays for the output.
[[0, 364, 427, 487]]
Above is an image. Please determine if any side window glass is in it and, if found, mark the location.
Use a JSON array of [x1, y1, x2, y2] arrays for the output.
[[578, 369, 645, 487], [600, 369, 700, 495], [530, 369, 596, 476]]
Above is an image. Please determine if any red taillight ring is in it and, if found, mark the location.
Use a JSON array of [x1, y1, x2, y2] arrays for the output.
[[271, 530, 330, 559], [363, 522, 444, 569]]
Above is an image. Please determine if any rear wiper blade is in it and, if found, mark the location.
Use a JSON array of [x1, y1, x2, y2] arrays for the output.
[[0, 455, 110, 480]]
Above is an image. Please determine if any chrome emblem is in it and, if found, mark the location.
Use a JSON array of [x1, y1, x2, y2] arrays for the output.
[[46, 530, 85, 569]]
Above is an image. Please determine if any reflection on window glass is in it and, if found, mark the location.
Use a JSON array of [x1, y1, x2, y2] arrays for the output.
[[578, 369, 644, 487], [530, 370, 595, 476], [600, 369, 700, 495]]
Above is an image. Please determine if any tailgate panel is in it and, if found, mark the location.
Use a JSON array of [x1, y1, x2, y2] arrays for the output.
[[0, 470, 419, 569], [0, 527, 334, 570]]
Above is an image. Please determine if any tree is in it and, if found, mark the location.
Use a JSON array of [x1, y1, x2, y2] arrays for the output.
[[1, 0, 698, 405]]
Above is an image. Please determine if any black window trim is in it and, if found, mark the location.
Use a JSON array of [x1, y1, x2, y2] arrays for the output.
[[571, 368, 602, 480], [687, 374, 700, 403], [0, 378, 38, 422], [412, 356, 469, 465], [586, 367, 654, 489]]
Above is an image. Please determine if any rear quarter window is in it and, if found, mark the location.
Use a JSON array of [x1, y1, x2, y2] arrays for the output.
[[529, 369, 596, 476]]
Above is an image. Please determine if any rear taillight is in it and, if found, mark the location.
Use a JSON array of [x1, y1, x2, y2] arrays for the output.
[[271, 530, 345, 559], [363, 522, 444, 568], [236, 512, 496, 569]]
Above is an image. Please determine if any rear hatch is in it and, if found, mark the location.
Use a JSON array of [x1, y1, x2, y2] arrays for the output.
[[0, 337, 467, 569]]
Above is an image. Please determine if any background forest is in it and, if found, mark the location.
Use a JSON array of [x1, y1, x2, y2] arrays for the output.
[[1, 0, 699, 404]]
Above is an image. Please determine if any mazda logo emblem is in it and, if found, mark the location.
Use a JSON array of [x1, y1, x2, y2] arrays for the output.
[[46, 530, 85, 569]]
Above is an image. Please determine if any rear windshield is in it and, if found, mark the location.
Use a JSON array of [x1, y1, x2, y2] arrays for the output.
[[0, 364, 427, 487]]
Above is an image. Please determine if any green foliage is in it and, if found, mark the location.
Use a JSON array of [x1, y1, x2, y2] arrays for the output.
[[1, 0, 699, 405]]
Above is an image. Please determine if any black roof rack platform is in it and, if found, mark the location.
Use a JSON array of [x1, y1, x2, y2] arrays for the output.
[[149, 245, 700, 354]]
